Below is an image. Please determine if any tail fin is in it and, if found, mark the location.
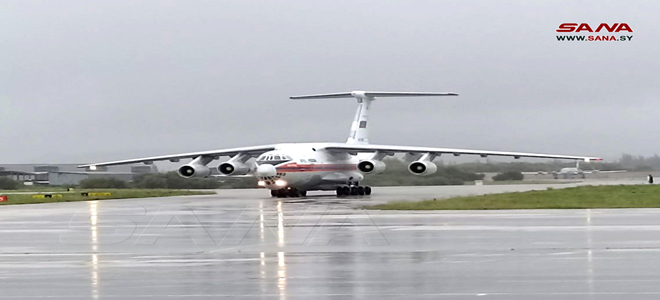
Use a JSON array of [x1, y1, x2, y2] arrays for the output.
[[290, 91, 458, 144]]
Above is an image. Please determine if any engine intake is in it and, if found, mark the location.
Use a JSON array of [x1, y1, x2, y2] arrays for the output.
[[408, 161, 438, 176], [178, 163, 211, 178], [218, 162, 250, 175], [357, 160, 386, 174]]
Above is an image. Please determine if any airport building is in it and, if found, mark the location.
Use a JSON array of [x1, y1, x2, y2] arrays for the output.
[[0, 164, 156, 186]]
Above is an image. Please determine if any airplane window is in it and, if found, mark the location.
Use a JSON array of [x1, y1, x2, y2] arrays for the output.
[[308, 159, 317, 162], [301, 159, 307, 163], [274, 155, 281, 160]]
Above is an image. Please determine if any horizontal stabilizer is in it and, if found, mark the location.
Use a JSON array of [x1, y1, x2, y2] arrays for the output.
[[290, 91, 458, 99]]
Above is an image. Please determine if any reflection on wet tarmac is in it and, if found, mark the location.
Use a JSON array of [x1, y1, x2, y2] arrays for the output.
[[0, 186, 659, 299], [89, 201, 99, 299]]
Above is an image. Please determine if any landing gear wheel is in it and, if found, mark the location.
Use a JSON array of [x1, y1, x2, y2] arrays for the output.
[[350, 186, 358, 195], [271, 190, 277, 197], [336, 187, 344, 197], [364, 186, 372, 195], [342, 186, 350, 196], [299, 190, 307, 197], [288, 188, 299, 197], [357, 186, 365, 195], [277, 189, 287, 198]]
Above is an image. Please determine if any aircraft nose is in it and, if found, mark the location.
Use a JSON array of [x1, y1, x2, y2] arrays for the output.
[[255, 164, 277, 177]]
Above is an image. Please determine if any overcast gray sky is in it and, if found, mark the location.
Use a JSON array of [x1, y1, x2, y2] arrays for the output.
[[1, 0, 658, 164]]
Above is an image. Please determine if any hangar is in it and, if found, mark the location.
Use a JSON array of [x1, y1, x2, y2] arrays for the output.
[[0, 164, 155, 186]]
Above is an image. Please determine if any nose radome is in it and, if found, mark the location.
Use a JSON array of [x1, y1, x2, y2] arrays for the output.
[[255, 164, 277, 177]]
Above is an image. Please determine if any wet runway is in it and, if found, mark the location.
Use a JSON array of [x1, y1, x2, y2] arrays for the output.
[[2, 184, 660, 299]]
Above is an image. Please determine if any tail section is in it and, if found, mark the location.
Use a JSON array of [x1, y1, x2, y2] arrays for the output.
[[347, 97, 371, 144], [290, 91, 458, 144]]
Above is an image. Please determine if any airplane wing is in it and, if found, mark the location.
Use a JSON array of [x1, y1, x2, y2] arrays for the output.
[[323, 143, 600, 161], [521, 171, 549, 175], [78, 145, 276, 168], [589, 170, 627, 174]]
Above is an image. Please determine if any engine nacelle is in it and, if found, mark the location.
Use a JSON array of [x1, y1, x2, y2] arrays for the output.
[[357, 160, 386, 174], [408, 161, 438, 176], [218, 161, 250, 175], [178, 163, 211, 178]]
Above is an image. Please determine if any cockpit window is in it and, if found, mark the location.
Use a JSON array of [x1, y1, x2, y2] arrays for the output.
[[308, 159, 317, 162], [256, 153, 293, 166]]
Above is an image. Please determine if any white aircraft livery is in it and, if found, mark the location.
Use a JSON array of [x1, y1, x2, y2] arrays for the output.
[[80, 91, 601, 197], [524, 160, 625, 179]]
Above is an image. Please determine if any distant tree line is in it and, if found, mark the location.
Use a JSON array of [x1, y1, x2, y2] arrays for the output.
[[618, 153, 660, 171], [457, 153, 660, 173], [492, 171, 524, 181], [78, 172, 256, 189], [0, 177, 21, 190], [361, 159, 484, 186]]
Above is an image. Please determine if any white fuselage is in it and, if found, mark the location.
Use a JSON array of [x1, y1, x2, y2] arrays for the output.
[[559, 167, 582, 175], [254, 143, 365, 191], [553, 167, 585, 179]]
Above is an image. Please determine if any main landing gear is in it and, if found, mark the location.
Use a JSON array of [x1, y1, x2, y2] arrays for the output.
[[336, 185, 372, 197], [271, 187, 307, 198]]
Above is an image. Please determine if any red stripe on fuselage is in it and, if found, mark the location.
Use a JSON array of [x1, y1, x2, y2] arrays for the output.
[[276, 163, 357, 173]]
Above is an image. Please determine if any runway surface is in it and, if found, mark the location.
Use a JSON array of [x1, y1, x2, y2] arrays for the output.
[[1, 183, 660, 299]]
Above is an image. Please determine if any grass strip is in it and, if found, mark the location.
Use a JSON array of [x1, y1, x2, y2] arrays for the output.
[[0, 189, 215, 205], [370, 185, 660, 210]]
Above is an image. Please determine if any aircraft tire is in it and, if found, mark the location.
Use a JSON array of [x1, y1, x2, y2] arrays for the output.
[[336, 187, 344, 196], [299, 190, 307, 197], [288, 188, 299, 197], [357, 186, 365, 195], [350, 187, 358, 195], [271, 190, 277, 197], [341, 186, 350, 196], [364, 186, 372, 195]]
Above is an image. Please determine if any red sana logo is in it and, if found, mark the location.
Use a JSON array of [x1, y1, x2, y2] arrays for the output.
[[556, 23, 633, 33]]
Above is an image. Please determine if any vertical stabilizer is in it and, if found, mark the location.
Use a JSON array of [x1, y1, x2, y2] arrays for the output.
[[347, 97, 372, 144], [289, 91, 458, 145]]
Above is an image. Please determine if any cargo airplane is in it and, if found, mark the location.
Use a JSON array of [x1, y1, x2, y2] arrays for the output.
[[523, 160, 625, 179], [79, 91, 601, 197]]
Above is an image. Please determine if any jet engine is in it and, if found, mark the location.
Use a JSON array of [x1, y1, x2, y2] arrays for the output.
[[178, 163, 211, 178], [357, 160, 386, 174], [218, 161, 250, 176], [408, 161, 438, 176]]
